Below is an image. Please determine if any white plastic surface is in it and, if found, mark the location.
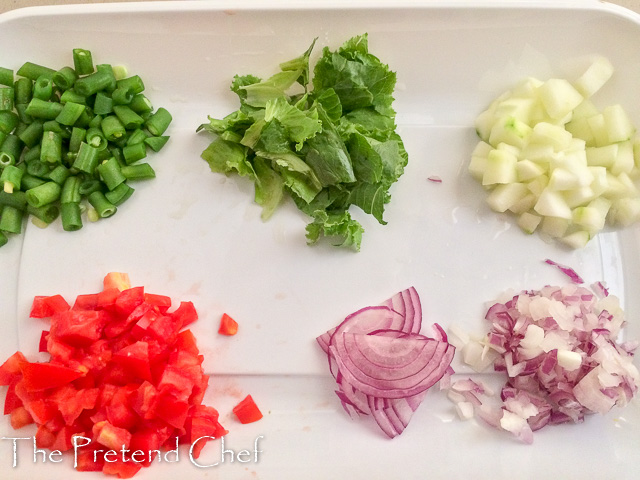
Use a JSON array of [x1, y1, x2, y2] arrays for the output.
[[0, 1, 639, 479]]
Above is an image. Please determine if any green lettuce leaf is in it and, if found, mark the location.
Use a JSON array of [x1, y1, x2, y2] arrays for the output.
[[201, 138, 255, 178], [305, 210, 364, 251], [254, 156, 285, 220]]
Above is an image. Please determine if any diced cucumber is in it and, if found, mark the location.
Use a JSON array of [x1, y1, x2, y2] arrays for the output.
[[517, 211, 542, 234], [486, 182, 528, 213], [538, 78, 583, 120], [603, 104, 635, 143], [516, 159, 546, 182], [482, 149, 517, 186], [573, 56, 614, 98], [534, 188, 572, 219]]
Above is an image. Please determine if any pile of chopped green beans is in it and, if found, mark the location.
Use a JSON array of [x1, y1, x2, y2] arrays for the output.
[[0, 48, 172, 248]]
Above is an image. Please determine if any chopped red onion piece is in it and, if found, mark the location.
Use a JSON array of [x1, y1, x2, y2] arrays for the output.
[[544, 259, 585, 284], [427, 175, 442, 183]]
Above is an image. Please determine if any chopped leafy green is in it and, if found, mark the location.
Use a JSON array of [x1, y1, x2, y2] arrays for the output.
[[197, 33, 407, 251]]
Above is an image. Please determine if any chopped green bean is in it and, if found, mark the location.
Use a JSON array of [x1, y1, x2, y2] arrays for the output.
[[96, 157, 126, 190], [61, 175, 81, 204], [72, 142, 99, 173], [25, 98, 63, 120], [47, 164, 70, 185], [0, 205, 23, 233], [33, 75, 53, 101], [21, 173, 45, 190], [86, 126, 107, 151], [78, 178, 101, 196], [96, 64, 117, 93], [129, 94, 153, 114], [126, 129, 147, 146], [73, 48, 94, 75], [18, 119, 44, 148], [74, 69, 113, 97], [93, 92, 113, 115], [0, 190, 27, 210], [1, 165, 23, 192], [60, 201, 82, 231], [0, 111, 19, 134], [0, 87, 14, 111], [16, 62, 55, 81], [25, 181, 61, 208], [68, 127, 86, 153], [100, 115, 125, 141], [113, 105, 144, 130], [73, 107, 94, 129], [55, 101, 85, 126], [26, 159, 49, 178], [144, 135, 169, 152], [23, 145, 43, 165], [0, 231, 7, 247], [0, 67, 14, 87], [122, 142, 147, 165], [40, 130, 62, 164], [116, 75, 145, 95], [59, 89, 86, 105], [88, 190, 116, 218], [0, 134, 23, 166], [121, 163, 155, 180], [53, 66, 78, 90], [111, 86, 134, 105], [14, 78, 33, 105], [105, 182, 134, 206], [27, 203, 59, 224], [43, 120, 71, 139]]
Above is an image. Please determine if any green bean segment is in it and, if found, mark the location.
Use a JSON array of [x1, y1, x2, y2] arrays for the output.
[[0, 49, 171, 247]]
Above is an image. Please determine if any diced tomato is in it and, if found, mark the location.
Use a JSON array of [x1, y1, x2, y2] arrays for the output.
[[30, 294, 70, 318], [144, 293, 172, 313], [97, 287, 120, 309], [0, 273, 236, 479], [129, 428, 161, 466], [115, 286, 145, 316], [232, 395, 263, 424], [93, 420, 132, 450], [0, 351, 27, 385], [50, 310, 107, 347], [103, 272, 131, 292], [35, 424, 56, 449], [112, 341, 152, 382], [73, 293, 99, 310], [147, 315, 180, 343], [170, 301, 198, 329], [132, 381, 158, 420], [4, 379, 23, 414], [102, 458, 142, 479], [10, 406, 33, 429], [218, 313, 239, 335], [187, 405, 228, 458], [174, 330, 199, 356], [75, 448, 104, 472], [38, 331, 49, 353], [20, 362, 83, 391], [151, 389, 189, 429]]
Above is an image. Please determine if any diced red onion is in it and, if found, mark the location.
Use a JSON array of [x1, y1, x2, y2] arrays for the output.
[[544, 259, 585, 284]]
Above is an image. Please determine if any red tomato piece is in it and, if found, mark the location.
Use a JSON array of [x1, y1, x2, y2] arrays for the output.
[[115, 286, 145, 316], [151, 389, 189, 429], [174, 330, 199, 356], [103, 272, 131, 292], [218, 313, 239, 336], [35, 424, 56, 449], [144, 293, 172, 313], [73, 293, 99, 310], [187, 404, 229, 458], [93, 420, 132, 450], [97, 287, 120, 309], [10, 406, 34, 429], [75, 448, 104, 472], [132, 381, 158, 420], [130, 307, 161, 340], [112, 341, 152, 382], [21, 362, 83, 391], [147, 315, 179, 343], [129, 428, 161, 467], [30, 294, 70, 318], [4, 379, 23, 414], [38, 331, 49, 353], [50, 424, 82, 452], [232, 395, 263, 424], [50, 310, 107, 347], [0, 351, 27, 385], [170, 301, 198, 329], [102, 458, 142, 479]]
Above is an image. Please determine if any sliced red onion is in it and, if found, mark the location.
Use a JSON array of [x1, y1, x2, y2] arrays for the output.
[[317, 288, 454, 438], [427, 175, 442, 183]]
